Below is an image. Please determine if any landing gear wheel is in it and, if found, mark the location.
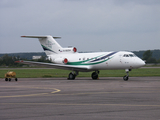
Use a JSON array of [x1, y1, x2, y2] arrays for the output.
[[5, 78, 8, 81], [91, 72, 98, 80], [9, 78, 11, 81], [68, 73, 75, 80], [123, 75, 129, 81], [15, 78, 18, 81], [123, 69, 130, 81]]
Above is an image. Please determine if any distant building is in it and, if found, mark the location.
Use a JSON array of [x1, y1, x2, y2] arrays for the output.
[[32, 56, 41, 60]]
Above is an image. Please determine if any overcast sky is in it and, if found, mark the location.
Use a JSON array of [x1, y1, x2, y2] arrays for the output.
[[0, 0, 160, 53]]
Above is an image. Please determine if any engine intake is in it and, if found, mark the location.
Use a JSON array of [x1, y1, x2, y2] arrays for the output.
[[53, 58, 68, 64]]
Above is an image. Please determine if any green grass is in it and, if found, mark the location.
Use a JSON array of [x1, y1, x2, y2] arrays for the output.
[[0, 68, 160, 78]]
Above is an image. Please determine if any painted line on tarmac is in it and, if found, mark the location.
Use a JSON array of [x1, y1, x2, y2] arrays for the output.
[[0, 86, 61, 98], [50, 90, 160, 96], [51, 88, 61, 93], [1, 85, 159, 98], [1, 103, 160, 107]]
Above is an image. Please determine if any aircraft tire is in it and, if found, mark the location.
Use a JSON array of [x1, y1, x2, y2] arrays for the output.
[[91, 72, 98, 80], [15, 78, 18, 81], [9, 78, 11, 81], [68, 73, 75, 80], [123, 75, 129, 81]]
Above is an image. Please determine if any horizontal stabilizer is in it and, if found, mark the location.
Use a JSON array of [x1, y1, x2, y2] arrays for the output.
[[21, 36, 61, 39], [21, 35, 62, 55]]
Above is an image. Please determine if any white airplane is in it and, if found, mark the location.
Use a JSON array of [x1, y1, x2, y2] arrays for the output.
[[16, 35, 145, 81]]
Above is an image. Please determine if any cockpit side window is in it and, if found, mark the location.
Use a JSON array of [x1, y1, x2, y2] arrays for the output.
[[129, 54, 134, 57]]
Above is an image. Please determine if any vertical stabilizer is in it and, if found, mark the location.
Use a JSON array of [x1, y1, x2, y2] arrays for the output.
[[21, 35, 62, 55]]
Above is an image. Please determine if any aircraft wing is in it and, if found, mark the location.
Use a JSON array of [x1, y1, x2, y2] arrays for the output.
[[15, 60, 90, 72]]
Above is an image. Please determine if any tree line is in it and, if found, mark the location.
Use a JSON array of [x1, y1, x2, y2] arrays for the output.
[[0, 54, 51, 67], [142, 50, 160, 64]]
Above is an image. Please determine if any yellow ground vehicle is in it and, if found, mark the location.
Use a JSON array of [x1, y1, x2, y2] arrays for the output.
[[5, 71, 18, 81]]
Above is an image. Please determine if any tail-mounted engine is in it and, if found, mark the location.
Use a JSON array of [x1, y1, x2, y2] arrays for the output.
[[59, 47, 77, 53]]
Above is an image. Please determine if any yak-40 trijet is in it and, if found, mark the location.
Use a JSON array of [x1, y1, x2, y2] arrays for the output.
[[16, 35, 145, 81]]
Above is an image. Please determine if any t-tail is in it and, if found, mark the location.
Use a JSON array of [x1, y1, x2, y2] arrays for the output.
[[21, 35, 77, 56]]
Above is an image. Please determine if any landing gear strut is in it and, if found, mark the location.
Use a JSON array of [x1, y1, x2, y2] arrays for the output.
[[123, 69, 131, 81], [91, 71, 99, 80], [68, 71, 79, 80]]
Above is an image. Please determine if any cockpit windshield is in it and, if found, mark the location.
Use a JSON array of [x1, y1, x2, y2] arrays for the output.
[[123, 54, 137, 57], [123, 54, 129, 57]]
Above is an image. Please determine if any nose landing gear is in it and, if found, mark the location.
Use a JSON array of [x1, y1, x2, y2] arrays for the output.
[[123, 69, 131, 81]]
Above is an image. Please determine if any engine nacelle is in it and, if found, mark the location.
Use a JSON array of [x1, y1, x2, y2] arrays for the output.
[[59, 47, 77, 53], [53, 58, 68, 64]]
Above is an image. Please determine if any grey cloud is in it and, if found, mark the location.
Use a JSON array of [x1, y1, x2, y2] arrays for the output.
[[0, 0, 160, 53]]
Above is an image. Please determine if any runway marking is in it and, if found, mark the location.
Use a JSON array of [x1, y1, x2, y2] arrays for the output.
[[0, 86, 61, 98], [1, 103, 160, 107], [51, 90, 160, 96], [1, 85, 159, 98], [51, 88, 61, 93]]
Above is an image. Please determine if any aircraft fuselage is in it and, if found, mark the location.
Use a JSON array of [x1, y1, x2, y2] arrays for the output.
[[49, 51, 145, 72]]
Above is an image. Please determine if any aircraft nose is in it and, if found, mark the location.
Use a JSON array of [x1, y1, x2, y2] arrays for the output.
[[137, 59, 145, 67]]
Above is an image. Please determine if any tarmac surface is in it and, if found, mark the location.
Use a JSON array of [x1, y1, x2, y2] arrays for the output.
[[0, 77, 160, 120]]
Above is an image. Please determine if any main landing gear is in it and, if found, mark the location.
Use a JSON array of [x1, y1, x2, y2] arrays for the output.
[[68, 71, 79, 80], [91, 71, 99, 80], [68, 71, 100, 80], [123, 69, 131, 81]]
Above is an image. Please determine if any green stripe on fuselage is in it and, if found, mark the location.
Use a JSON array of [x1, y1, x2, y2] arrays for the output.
[[67, 56, 113, 66]]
